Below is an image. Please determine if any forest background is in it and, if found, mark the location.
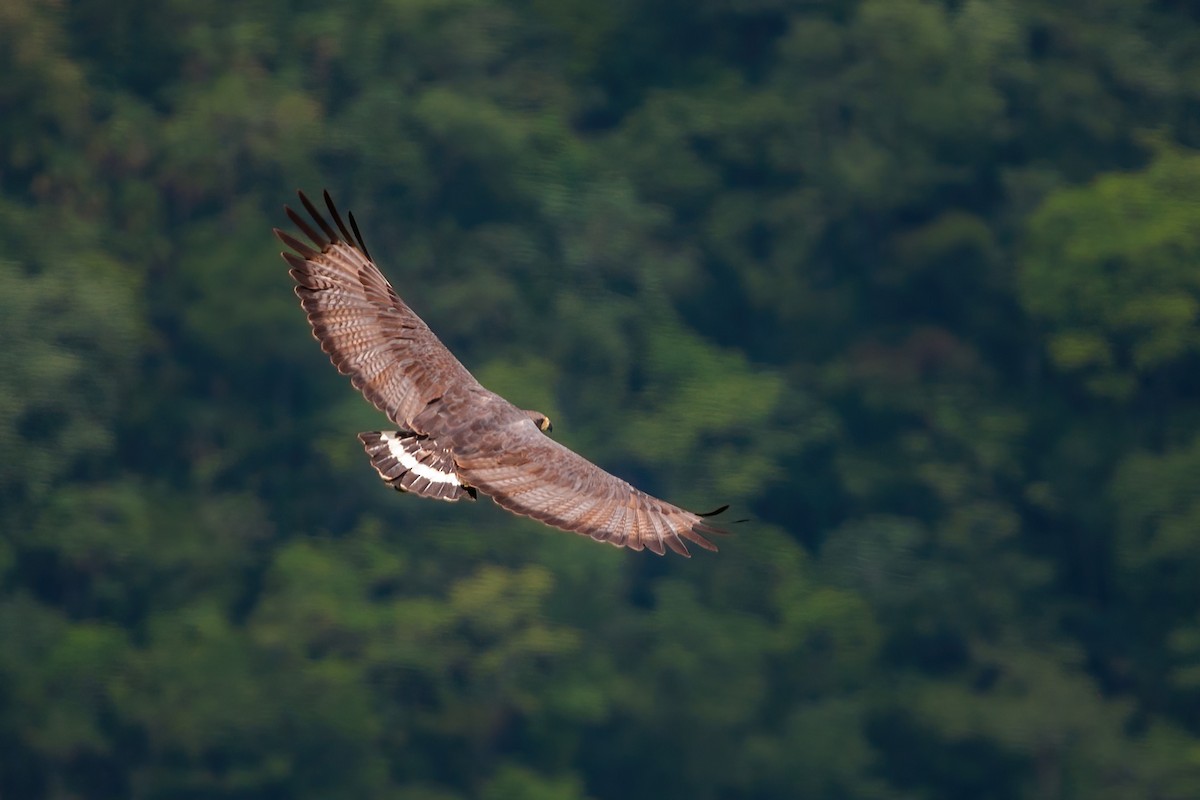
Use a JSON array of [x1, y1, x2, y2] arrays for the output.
[[3, 1, 1200, 798]]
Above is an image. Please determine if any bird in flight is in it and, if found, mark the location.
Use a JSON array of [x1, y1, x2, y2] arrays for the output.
[[275, 190, 730, 556]]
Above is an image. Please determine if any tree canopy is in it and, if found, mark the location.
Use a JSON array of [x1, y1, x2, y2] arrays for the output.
[[3, 1, 1200, 798]]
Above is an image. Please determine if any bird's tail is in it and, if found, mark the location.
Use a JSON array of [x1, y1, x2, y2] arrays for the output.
[[358, 431, 477, 501]]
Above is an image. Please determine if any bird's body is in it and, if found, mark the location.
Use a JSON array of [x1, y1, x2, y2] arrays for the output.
[[275, 190, 729, 556]]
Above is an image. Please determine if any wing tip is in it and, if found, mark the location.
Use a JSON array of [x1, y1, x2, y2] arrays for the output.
[[697, 504, 730, 518], [283, 189, 373, 259], [276, 228, 318, 259]]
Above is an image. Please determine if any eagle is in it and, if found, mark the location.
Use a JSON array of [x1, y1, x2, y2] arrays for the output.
[[275, 190, 730, 556]]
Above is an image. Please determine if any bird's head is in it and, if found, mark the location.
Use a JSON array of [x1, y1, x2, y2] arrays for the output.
[[524, 410, 553, 433]]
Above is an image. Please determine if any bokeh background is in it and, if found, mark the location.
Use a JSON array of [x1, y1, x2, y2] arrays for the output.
[[4, 1, 1200, 798]]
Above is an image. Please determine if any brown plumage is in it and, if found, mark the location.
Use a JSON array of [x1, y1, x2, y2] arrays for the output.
[[275, 190, 730, 556]]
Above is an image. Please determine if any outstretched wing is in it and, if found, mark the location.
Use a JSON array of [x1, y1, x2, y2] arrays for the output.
[[274, 190, 478, 430], [454, 422, 729, 557]]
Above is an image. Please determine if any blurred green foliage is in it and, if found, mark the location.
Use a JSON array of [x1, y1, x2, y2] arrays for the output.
[[3, 0, 1200, 798]]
